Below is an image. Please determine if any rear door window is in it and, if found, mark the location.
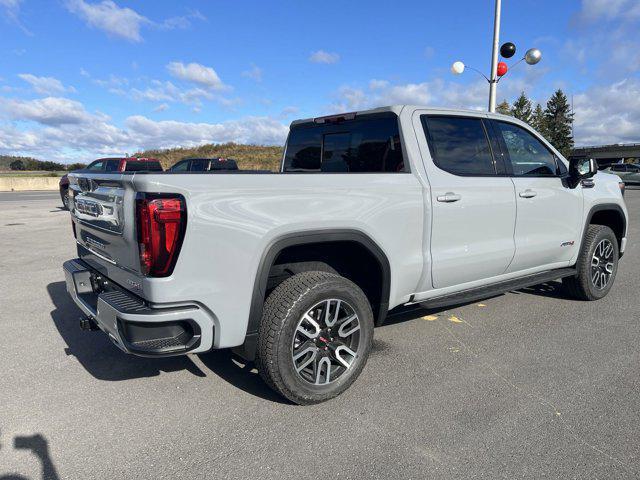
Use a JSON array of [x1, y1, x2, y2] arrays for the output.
[[422, 116, 496, 176], [104, 159, 120, 171], [283, 113, 406, 173], [190, 159, 208, 171]]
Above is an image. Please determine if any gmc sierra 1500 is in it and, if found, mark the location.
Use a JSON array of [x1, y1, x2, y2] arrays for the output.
[[63, 106, 628, 404]]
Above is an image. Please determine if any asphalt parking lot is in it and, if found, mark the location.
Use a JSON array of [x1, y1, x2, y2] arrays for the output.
[[1, 189, 638, 479]]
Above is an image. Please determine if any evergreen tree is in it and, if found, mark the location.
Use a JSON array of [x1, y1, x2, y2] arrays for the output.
[[9, 159, 25, 170], [496, 100, 511, 116], [531, 103, 548, 138], [511, 92, 533, 124], [544, 89, 574, 157]]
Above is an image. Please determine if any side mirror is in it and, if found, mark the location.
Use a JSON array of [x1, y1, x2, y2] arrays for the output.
[[568, 157, 598, 188]]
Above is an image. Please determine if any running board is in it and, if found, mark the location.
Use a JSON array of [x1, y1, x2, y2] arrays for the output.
[[416, 267, 577, 310]]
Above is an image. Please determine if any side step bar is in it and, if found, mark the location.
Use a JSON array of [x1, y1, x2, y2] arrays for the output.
[[417, 267, 577, 310]]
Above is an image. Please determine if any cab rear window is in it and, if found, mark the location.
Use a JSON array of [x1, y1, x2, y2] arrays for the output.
[[125, 161, 163, 172], [282, 113, 407, 173]]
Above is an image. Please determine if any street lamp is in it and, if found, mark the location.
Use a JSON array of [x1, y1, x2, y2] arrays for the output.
[[451, 0, 542, 112]]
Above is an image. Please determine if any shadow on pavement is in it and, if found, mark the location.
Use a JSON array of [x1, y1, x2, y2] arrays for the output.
[[512, 280, 573, 300], [198, 350, 290, 404], [0, 432, 59, 480], [381, 295, 504, 327], [47, 281, 286, 403], [381, 281, 573, 327], [47, 281, 206, 381]]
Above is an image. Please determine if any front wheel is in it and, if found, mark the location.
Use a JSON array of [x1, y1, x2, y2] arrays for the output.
[[563, 224, 619, 300], [256, 271, 374, 405], [61, 188, 70, 210]]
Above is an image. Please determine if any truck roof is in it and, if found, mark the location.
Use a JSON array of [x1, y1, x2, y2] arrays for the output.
[[290, 105, 514, 127]]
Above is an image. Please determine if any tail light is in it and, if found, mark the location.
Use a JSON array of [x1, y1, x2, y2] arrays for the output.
[[136, 196, 186, 277]]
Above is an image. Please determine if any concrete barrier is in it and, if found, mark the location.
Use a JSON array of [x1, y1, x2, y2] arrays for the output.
[[0, 176, 60, 192]]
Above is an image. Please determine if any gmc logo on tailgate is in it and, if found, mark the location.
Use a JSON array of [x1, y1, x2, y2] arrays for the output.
[[75, 199, 103, 217]]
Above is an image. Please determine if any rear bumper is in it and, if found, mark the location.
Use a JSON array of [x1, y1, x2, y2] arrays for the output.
[[63, 259, 215, 356]]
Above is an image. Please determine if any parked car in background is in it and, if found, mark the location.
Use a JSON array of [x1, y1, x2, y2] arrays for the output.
[[60, 157, 163, 209], [168, 157, 239, 172], [604, 164, 640, 185]]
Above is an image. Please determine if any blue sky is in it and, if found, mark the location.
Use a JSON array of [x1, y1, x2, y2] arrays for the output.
[[1, 0, 639, 162]]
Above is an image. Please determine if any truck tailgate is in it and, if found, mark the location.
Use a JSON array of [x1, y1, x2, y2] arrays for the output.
[[69, 173, 141, 274]]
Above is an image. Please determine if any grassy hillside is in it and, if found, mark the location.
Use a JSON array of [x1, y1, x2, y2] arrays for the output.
[[0, 155, 41, 170], [138, 143, 284, 171]]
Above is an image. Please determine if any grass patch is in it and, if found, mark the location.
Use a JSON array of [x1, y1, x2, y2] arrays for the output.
[[139, 142, 284, 171]]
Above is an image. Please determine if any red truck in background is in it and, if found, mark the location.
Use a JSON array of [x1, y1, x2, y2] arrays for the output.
[[59, 157, 163, 209]]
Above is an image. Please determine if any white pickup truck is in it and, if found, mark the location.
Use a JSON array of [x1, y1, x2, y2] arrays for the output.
[[63, 106, 628, 404]]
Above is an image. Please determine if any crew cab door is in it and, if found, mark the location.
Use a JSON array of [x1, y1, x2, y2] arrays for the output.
[[415, 113, 516, 289], [488, 120, 583, 271]]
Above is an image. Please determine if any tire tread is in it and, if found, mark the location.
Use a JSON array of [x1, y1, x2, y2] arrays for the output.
[[256, 271, 371, 404]]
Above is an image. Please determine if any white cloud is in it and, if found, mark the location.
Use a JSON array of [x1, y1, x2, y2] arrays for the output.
[[125, 115, 288, 149], [0, 97, 95, 125], [309, 50, 340, 64], [0, 94, 287, 162], [329, 68, 550, 114], [369, 79, 389, 90], [166, 61, 226, 90], [160, 9, 206, 30], [279, 106, 299, 119], [65, 1, 205, 42], [330, 79, 493, 112], [572, 0, 640, 77], [90, 73, 234, 110], [573, 79, 640, 145], [152, 103, 169, 113], [0, 0, 31, 34], [91, 73, 129, 89], [65, 0, 150, 42], [242, 64, 263, 82], [579, 0, 640, 21], [18, 74, 75, 95]]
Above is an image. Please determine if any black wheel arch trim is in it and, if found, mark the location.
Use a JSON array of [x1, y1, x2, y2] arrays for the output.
[[581, 203, 627, 255], [239, 229, 391, 360]]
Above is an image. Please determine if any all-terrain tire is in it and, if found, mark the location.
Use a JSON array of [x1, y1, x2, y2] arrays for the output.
[[563, 224, 619, 301], [256, 271, 374, 405]]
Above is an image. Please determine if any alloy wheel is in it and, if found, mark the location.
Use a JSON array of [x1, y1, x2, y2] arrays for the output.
[[291, 299, 361, 385], [591, 239, 615, 290]]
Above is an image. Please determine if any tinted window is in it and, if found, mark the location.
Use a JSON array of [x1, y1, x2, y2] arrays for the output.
[[282, 113, 406, 173], [422, 116, 495, 175], [190, 159, 208, 172], [628, 164, 640, 172], [86, 161, 104, 171], [125, 161, 162, 172], [556, 157, 568, 175], [496, 122, 558, 176], [170, 160, 189, 171], [104, 159, 120, 171], [210, 158, 238, 170]]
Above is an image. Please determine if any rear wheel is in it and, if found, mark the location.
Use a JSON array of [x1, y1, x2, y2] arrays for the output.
[[563, 224, 619, 300], [256, 271, 374, 405]]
